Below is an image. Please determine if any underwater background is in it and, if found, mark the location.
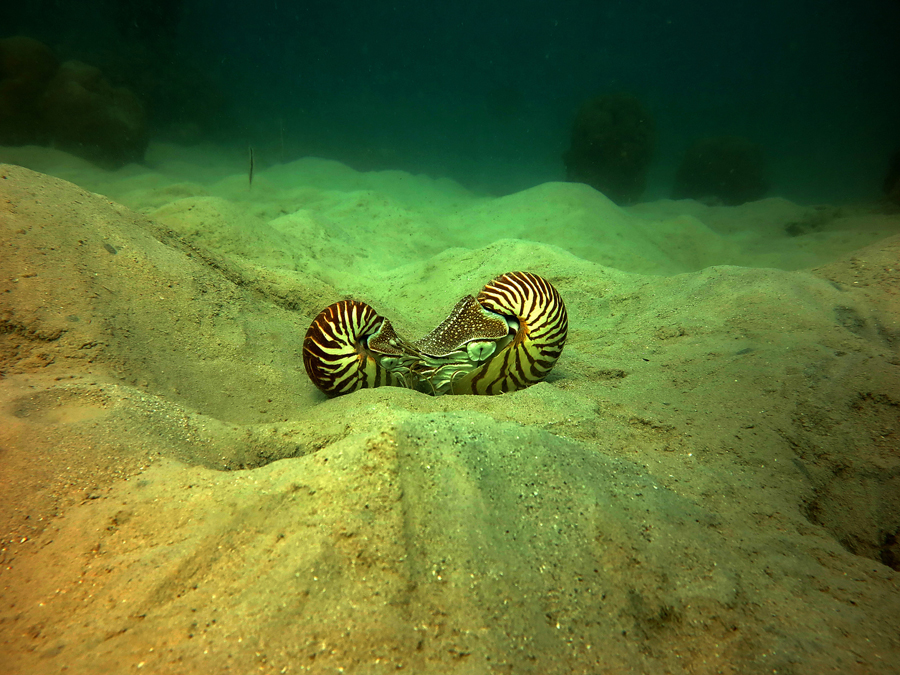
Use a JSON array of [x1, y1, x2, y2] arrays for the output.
[[2, 2, 900, 674], [5, 0, 900, 201]]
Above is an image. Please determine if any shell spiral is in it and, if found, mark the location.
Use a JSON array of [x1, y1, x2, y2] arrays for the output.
[[451, 271, 568, 395], [303, 300, 406, 396]]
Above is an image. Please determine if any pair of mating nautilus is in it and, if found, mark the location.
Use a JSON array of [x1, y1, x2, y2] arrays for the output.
[[303, 271, 568, 397]]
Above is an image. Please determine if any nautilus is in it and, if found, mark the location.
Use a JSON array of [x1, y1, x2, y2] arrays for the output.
[[303, 271, 567, 397]]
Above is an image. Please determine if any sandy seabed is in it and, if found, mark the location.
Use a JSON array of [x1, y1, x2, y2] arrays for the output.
[[0, 143, 899, 674]]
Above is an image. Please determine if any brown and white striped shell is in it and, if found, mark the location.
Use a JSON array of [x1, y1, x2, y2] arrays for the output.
[[302, 300, 417, 396], [449, 271, 568, 395], [301, 272, 567, 397]]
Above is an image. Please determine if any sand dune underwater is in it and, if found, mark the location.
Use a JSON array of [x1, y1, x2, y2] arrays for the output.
[[1, 145, 899, 674]]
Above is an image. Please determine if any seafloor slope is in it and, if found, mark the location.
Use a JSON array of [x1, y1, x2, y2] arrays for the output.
[[0, 149, 898, 674]]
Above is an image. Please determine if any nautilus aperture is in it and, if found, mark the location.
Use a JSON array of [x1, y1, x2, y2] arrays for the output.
[[301, 272, 567, 397], [410, 294, 513, 395]]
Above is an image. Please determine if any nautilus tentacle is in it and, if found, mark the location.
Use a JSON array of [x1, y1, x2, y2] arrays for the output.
[[302, 300, 418, 396], [450, 271, 568, 395]]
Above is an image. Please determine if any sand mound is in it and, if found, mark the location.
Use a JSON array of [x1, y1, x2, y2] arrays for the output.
[[1, 159, 898, 674]]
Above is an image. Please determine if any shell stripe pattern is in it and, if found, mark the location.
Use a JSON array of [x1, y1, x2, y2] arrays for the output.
[[452, 271, 568, 395], [303, 300, 403, 396]]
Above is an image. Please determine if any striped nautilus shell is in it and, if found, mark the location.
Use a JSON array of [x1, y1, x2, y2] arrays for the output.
[[302, 271, 567, 397]]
